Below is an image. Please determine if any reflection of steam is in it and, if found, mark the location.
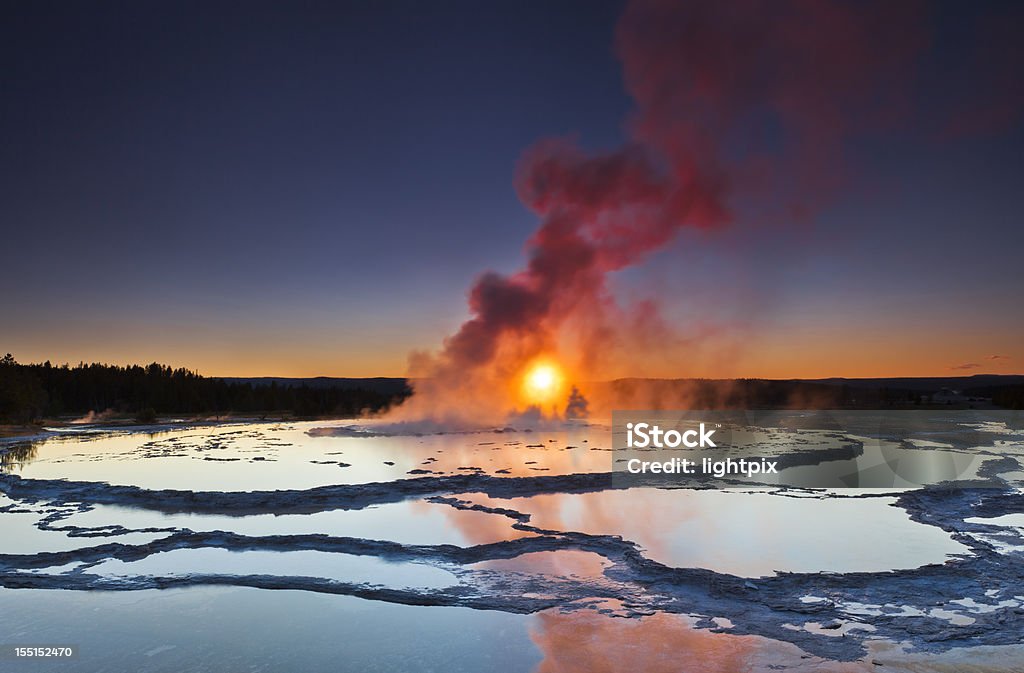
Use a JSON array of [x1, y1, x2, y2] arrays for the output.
[[529, 610, 873, 673], [474, 550, 609, 578], [421, 500, 534, 546], [531, 611, 755, 673], [471, 490, 702, 570], [385, 0, 926, 429]]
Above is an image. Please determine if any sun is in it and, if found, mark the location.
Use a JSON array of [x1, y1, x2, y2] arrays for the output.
[[528, 365, 556, 391], [521, 361, 564, 405]]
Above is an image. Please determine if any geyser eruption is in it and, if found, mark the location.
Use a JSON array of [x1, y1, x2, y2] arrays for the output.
[[384, 0, 925, 428]]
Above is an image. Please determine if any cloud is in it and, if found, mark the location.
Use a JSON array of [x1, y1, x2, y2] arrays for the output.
[[950, 363, 981, 370], [988, 354, 1011, 360]]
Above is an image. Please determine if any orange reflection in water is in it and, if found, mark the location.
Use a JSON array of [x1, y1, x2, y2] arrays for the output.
[[529, 610, 881, 673], [473, 550, 610, 578], [451, 489, 704, 570], [423, 499, 536, 545], [531, 611, 755, 673], [406, 435, 608, 480]]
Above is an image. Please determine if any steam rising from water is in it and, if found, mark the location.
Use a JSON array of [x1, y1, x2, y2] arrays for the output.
[[385, 0, 926, 429]]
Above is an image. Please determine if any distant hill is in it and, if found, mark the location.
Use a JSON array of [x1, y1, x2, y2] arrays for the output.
[[220, 377, 410, 396], [804, 374, 1024, 391], [224, 374, 1024, 409], [225, 374, 1023, 393], [593, 374, 1024, 410]]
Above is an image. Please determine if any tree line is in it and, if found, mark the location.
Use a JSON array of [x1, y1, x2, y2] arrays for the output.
[[603, 378, 1024, 409], [0, 354, 409, 423]]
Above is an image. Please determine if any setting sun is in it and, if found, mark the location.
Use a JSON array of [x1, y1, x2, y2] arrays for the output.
[[521, 361, 565, 405]]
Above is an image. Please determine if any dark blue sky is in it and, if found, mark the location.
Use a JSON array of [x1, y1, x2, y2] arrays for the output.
[[2, 1, 1022, 376]]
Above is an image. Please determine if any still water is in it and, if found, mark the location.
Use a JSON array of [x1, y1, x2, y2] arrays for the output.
[[1, 417, 1022, 671]]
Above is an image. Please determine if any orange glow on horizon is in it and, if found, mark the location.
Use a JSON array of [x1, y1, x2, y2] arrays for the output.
[[4, 328, 1021, 381]]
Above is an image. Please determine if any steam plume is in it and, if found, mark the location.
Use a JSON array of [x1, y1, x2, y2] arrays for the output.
[[386, 0, 926, 428]]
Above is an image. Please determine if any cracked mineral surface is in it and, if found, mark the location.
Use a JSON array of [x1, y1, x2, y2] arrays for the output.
[[2, 414, 1023, 671]]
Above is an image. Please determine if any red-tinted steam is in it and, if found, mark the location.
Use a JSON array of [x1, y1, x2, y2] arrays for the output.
[[387, 0, 927, 427]]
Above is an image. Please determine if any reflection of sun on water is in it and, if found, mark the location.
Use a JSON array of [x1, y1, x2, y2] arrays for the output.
[[521, 361, 565, 406]]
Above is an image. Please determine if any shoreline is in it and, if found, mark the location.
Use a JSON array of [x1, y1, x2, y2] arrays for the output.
[[0, 414, 360, 442]]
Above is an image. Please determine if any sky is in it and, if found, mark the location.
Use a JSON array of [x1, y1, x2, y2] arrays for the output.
[[2, 0, 1022, 379]]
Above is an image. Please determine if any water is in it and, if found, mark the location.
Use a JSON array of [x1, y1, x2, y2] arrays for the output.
[[2, 417, 1023, 671], [0, 588, 541, 673], [463, 488, 969, 576], [7, 421, 609, 490]]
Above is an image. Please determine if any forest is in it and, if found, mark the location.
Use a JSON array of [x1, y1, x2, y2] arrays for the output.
[[0, 354, 409, 423]]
